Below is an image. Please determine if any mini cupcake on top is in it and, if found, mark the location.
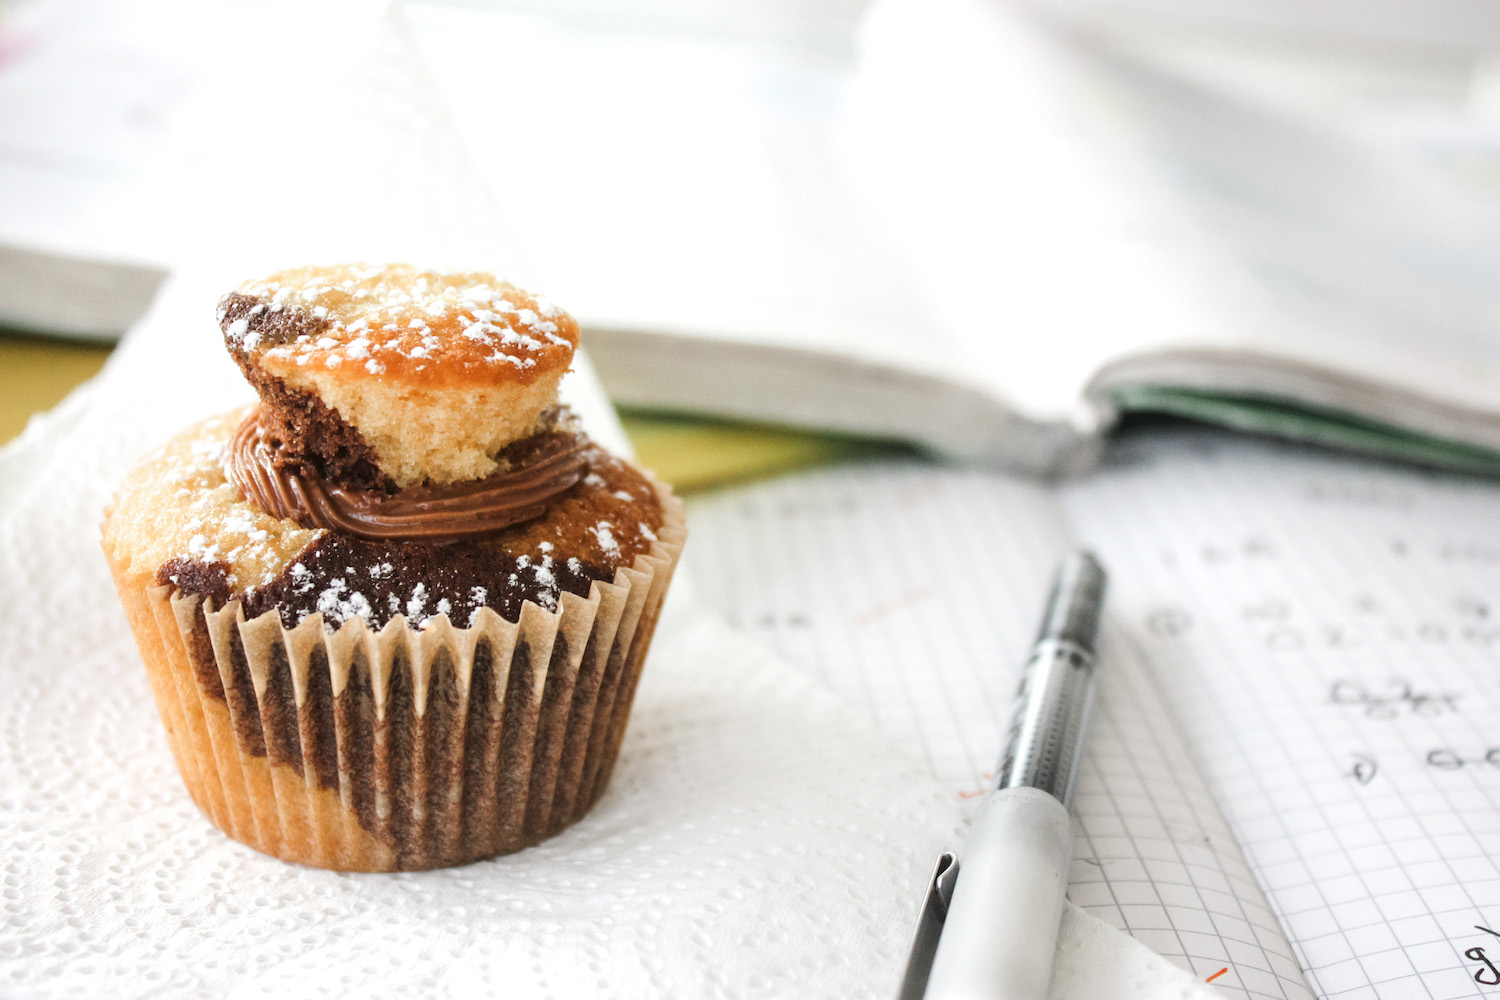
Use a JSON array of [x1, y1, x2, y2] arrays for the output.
[[220, 263, 578, 490]]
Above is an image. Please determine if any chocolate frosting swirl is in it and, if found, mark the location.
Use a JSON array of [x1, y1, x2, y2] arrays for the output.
[[225, 410, 586, 541]]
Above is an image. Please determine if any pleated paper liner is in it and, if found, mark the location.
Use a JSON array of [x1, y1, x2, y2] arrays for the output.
[[106, 485, 684, 872]]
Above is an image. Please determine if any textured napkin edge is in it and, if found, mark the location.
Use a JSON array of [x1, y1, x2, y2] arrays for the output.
[[1054, 903, 1230, 1000]]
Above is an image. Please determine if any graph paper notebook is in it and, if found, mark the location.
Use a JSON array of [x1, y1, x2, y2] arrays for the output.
[[684, 429, 1500, 1000]]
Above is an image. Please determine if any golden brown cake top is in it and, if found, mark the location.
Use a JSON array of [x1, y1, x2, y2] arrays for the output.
[[219, 263, 579, 390], [218, 264, 582, 488]]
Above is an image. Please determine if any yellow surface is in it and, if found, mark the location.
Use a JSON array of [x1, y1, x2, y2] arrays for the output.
[[618, 409, 897, 494], [0, 334, 113, 444], [0, 335, 877, 492]]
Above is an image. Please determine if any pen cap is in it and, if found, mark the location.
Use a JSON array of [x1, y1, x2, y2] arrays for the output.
[[1035, 551, 1106, 654]]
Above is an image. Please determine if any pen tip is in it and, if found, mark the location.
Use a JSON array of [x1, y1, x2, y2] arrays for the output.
[[1038, 552, 1107, 650]]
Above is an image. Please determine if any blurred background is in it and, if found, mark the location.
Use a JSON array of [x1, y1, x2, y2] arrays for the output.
[[7, 0, 1500, 486]]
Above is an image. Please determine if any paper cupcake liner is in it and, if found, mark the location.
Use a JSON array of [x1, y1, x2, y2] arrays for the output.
[[106, 483, 685, 872]]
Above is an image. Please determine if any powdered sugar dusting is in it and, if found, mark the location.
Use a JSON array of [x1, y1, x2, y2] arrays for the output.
[[230, 264, 577, 380], [122, 411, 322, 594], [591, 522, 621, 559], [406, 582, 428, 621], [312, 577, 376, 627]]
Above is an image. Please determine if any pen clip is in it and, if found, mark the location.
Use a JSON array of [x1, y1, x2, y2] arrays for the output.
[[896, 852, 960, 1000]]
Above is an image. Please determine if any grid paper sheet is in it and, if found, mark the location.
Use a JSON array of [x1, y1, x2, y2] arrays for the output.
[[1062, 429, 1500, 1000], [684, 460, 1312, 1000]]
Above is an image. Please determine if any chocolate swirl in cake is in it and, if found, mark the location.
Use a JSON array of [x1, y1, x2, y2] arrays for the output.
[[226, 409, 586, 542]]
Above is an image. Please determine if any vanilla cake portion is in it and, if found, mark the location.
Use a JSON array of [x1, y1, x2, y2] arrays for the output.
[[219, 263, 580, 488], [103, 409, 318, 600]]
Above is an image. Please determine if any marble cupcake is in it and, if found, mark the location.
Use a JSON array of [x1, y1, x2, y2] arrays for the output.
[[101, 264, 685, 871]]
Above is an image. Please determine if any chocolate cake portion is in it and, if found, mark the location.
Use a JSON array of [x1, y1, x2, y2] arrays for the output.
[[167, 441, 664, 631], [239, 531, 601, 631], [218, 291, 329, 351], [156, 556, 232, 610], [241, 363, 395, 493], [220, 292, 394, 493]]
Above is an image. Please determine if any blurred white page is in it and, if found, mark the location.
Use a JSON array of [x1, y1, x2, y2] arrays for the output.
[[849, 0, 1500, 430], [130, 3, 522, 280], [1021, 0, 1500, 55], [0, 0, 201, 267], [0, 0, 528, 308], [840, 0, 1223, 421], [403, 0, 1218, 423], [406, 0, 1500, 466], [403, 7, 939, 365], [1067, 38, 1500, 414]]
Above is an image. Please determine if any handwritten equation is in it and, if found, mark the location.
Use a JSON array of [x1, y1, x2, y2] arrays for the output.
[[1063, 428, 1500, 999], [1146, 590, 1500, 654]]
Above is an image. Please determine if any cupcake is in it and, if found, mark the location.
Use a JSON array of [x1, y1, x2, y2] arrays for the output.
[[100, 264, 685, 871]]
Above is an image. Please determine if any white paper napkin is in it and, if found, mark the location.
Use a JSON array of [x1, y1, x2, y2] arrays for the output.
[[0, 266, 1221, 999]]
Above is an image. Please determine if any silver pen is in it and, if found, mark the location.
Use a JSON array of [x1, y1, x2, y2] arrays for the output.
[[898, 552, 1107, 1000]]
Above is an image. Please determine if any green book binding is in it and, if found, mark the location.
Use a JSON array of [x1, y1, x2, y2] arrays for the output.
[[1111, 385, 1500, 477]]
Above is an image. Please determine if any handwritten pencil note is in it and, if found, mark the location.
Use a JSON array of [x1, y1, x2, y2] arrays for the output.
[[684, 460, 1310, 1000], [1062, 429, 1500, 1000]]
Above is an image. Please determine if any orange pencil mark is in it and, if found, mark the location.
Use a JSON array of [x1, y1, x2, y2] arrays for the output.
[[853, 586, 935, 626], [1206, 968, 1229, 983], [957, 773, 995, 799]]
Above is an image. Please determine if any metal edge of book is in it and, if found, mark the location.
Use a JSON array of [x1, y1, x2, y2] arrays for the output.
[[0, 245, 166, 343]]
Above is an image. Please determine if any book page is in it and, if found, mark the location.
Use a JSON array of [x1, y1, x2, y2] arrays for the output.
[[0, 0, 190, 269], [1101, 30, 1500, 399], [408, 0, 1500, 465], [1073, 39, 1500, 451], [1062, 427, 1500, 999], [401, 5, 948, 380], [856, 0, 1500, 438], [684, 459, 1312, 999], [840, 0, 1225, 424], [404, 1, 1232, 431]]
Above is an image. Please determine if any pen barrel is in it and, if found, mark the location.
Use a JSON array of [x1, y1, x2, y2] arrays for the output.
[[994, 640, 1097, 804], [994, 552, 1105, 805], [923, 788, 1074, 1000]]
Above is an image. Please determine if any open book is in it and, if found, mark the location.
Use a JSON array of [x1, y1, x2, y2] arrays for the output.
[[684, 428, 1500, 1000], [399, 0, 1500, 477], [9, 0, 1500, 473]]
